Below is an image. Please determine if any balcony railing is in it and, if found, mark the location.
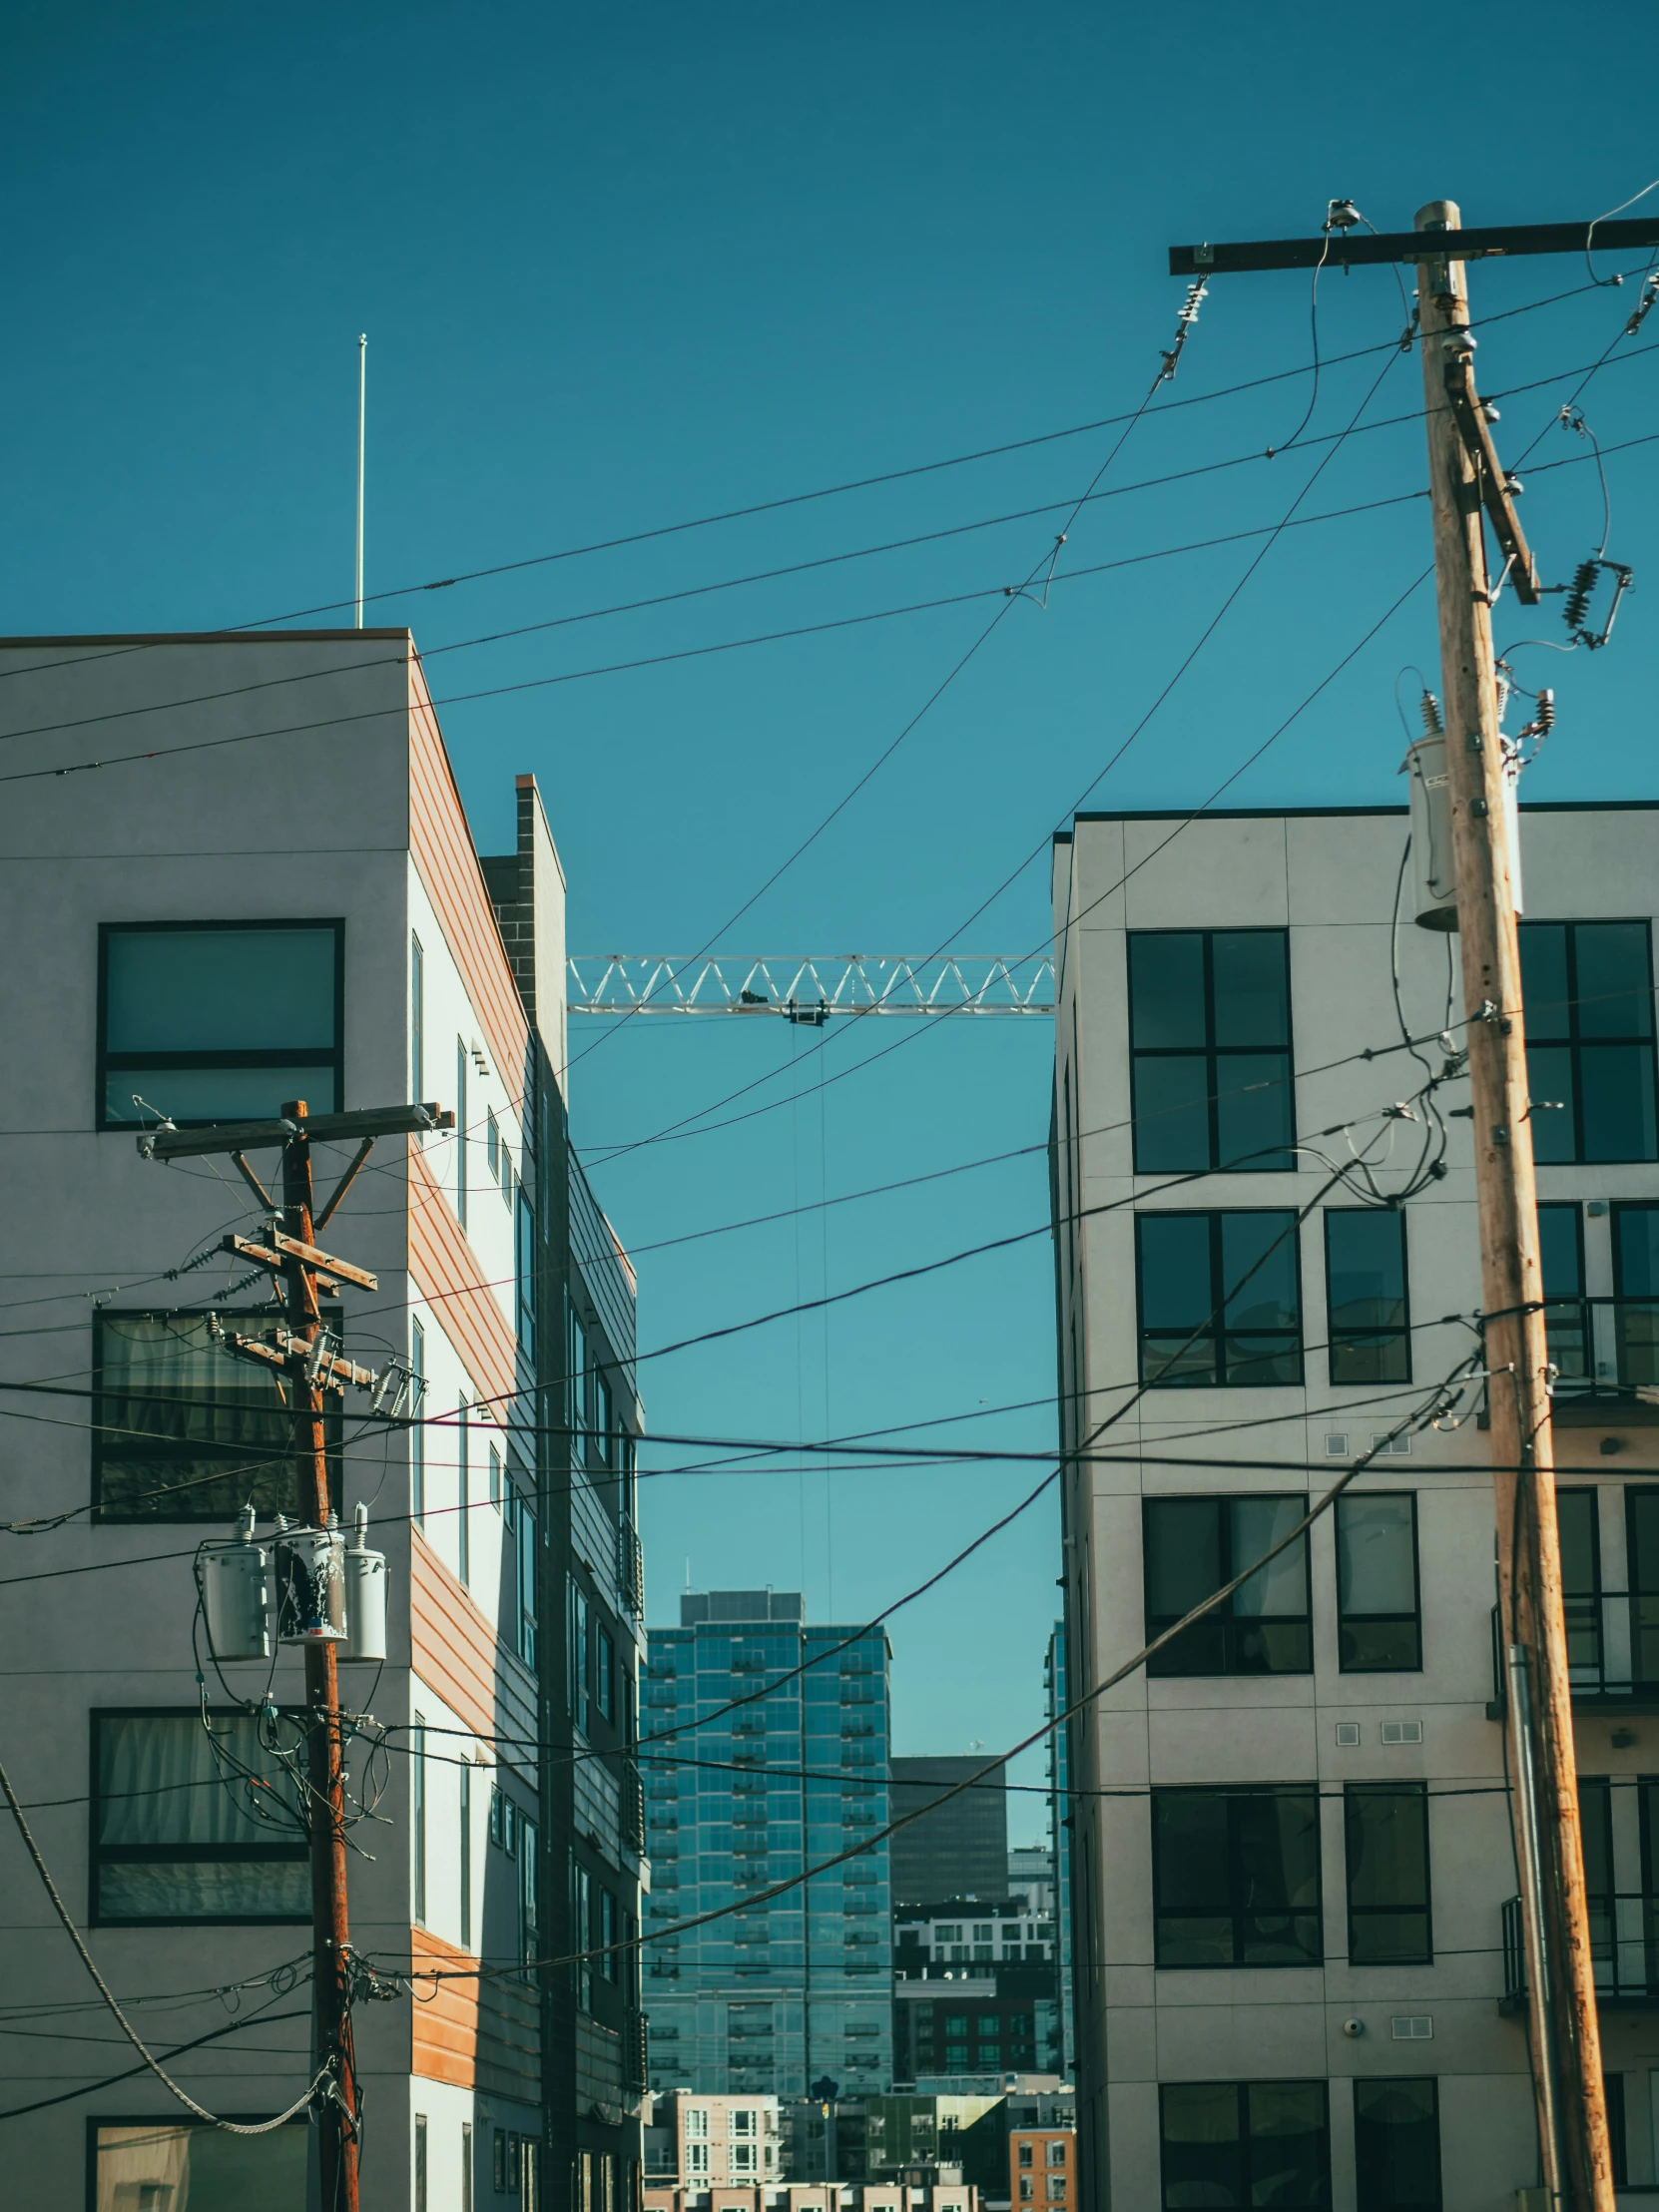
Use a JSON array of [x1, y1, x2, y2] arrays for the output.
[[1543, 1295, 1659, 1400], [624, 2007, 650, 2091], [1490, 1589, 1659, 1708], [622, 1757, 646, 1856], [1503, 1891, 1659, 2005]]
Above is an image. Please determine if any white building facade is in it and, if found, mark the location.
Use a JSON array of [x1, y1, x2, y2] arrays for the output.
[[1050, 802, 1659, 2209]]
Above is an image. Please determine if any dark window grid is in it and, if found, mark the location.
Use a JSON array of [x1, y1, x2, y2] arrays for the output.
[[1158, 2080, 1331, 2211], [1344, 1784, 1433, 1965], [1336, 1491, 1423, 1675], [1613, 1206, 1659, 1391], [1538, 1203, 1592, 1382], [1151, 1787, 1323, 1967], [1522, 919, 1659, 1165], [1324, 1209, 1412, 1386], [92, 1308, 343, 1524], [1354, 2078, 1441, 2212], [88, 1708, 309, 1929], [1135, 1210, 1305, 1388], [1143, 1495, 1312, 1679], [96, 918, 346, 1132], [1127, 930, 1295, 1177]]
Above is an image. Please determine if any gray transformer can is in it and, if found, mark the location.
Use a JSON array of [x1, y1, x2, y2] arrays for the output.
[[199, 1511, 273, 1662], [276, 1526, 347, 1644], [343, 1504, 387, 1663]]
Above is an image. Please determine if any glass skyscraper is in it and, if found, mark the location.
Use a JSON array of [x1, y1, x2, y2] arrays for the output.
[[642, 1590, 893, 2097]]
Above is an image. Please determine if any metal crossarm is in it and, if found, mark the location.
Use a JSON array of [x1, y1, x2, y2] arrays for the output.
[[565, 954, 1057, 1017]]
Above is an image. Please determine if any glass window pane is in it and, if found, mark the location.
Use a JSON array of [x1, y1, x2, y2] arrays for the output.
[[1155, 1794, 1233, 1910], [1220, 1214, 1299, 1332], [1556, 1490, 1600, 1599], [1616, 1208, 1659, 1299], [1346, 1787, 1428, 1911], [1580, 1045, 1658, 1162], [1354, 2079, 1440, 2212], [1524, 1045, 1577, 1164], [104, 1062, 339, 1125], [99, 1713, 306, 1848], [1161, 2084, 1244, 2211], [1130, 934, 1207, 1050], [1245, 2083, 1327, 2208], [1627, 1489, 1659, 1597], [1211, 933, 1290, 1049], [1140, 1216, 1214, 1330], [1520, 923, 1570, 1042], [1133, 1055, 1213, 1172], [106, 927, 336, 1053], [1215, 1053, 1295, 1173], [1236, 1792, 1320, 1912], [97, 1858, 311, 1920], [96, 2122, 309, 2212], [1326, 1212, 1405, 1331], [1337, 1495, 1417, 1617], [1145, 1498, 1223, 1619], [1230, 1498, 1309, 1619], [1575, 922, 1654, 1040], [1579, 1778, 1613, 1898], [1537, 1204, 1584, 1298]]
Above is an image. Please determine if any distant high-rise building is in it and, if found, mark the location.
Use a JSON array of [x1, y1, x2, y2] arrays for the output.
[[642, 1591, 892, 2097], [1005, 1845, 1055, 1919], [1044, 1626, 1073, 2080], [888, 1755, 1007, 1906]]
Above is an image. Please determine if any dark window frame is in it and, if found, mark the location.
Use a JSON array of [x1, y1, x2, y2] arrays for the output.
[[1325, 1208, 1412, 1384], [1344, 1781, 1433, 1964], [91, 1305, 342, 1524], [1143, 1493, 1312, 1677], [1127, 927, 1295, 1173], [1158, 2079, 1331, 2210], [1353, 2077, 1442, 2212], [1151, 1785, 1323, 1967], [96, 917, 345, 1132], [1336, 1491, 1423, 1673], [1135, 1208, 1305, 1387], [88, 1707, 310, 1930], [1521, 917, 1659, 1165]]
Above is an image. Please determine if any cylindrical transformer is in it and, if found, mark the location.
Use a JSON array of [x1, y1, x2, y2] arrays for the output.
[[200, 1528, 273, 1662], [343, 1514, 387, 1664], [1403, 735, 1457, 930], [276, 1526, 347, 1644]]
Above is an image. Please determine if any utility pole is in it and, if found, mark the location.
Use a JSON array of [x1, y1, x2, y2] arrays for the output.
[[1162, 203, 1651, 2209], [142, 1096, 452, 2212]]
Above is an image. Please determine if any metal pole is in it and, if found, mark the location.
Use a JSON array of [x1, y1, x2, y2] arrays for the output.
[[355, 335, 366, 630], [1510, 1643, 1569, 2192], [281, 1100, 361, 2212], [1415, 200, 1612, 2210]]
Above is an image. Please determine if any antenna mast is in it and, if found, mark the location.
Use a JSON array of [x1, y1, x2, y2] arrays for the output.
[[354, 333, 366, 629]]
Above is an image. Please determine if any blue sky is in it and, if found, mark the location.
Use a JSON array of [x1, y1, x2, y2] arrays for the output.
[[5, 2, 1657, 1831]]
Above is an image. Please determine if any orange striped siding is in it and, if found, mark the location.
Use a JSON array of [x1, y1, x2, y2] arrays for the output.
[[407, 1142, 517, 1407], [411, 1927, 480, 2087], [410, 1531, 508, 1744], [408, 663, 528, 1092]]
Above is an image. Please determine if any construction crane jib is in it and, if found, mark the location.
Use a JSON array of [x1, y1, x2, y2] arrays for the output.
[[566, 952, 1056, 1020]]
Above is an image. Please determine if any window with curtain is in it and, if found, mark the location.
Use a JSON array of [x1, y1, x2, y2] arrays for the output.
[[93, 2121, 308, 2211], [1144, 1494, 1311, 1676], [1345, 1783, 1432, 1963], [94, 1312, 339, 1523], [98, 920, 342, 1129], [1152, 1788, 1322, 1965], [1336, 1493, 1421, 1671], [1128, 930, 1294, 1173], [1159, 2081, 1330, 2209], [91, 1711, 308, 1924]]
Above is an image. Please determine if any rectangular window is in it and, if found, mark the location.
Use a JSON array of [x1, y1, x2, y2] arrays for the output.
[[1326, 1210, 1410, 1382], [90, 1711, 308, 1924], [521, 1818, 539, 1974], [1337, 1493, 1422, 1671], [487, 1107, 500, 1182], [597, 1626, 616, 1723], [1614, 1205, 1659, 1389], [455, 1038, 469, 1231], [490, 1443, 503, 1511], [93, 1310, 340, 1523], [1152, 1788, 1322, 1965], [575, 1862, 592, 2008], [457, 1399, 470, 1587], [1136, 1210, 1303, 1386], [460, 1761, 473, 1950], [413, 1713, 428, 1926], [1608, 2071, 1629, 2189], [415, 2114, 428, 2212], [93, 2121, 307, 2210], [1539, 1203, 1589, 1382], [411, 1318, 426, 1526], [516, 1487, 539, 1671], [1521, 919, 1658, 1163], [1346, 1783, 1431, 1963], [462, 2120, 474, 2212], [1159, 2081, 1330, 2209], [411, 931, 424, 1106], [517, 1188, 537, 1352], [1354, 2077, 1441, 2210], [1128, 929, 1294, 1173], [600, 1886, 619, 1979], [570, 1580, 590, 1730], [1144, 1495, 1311, 1676], [97, 919, 343, 1128]]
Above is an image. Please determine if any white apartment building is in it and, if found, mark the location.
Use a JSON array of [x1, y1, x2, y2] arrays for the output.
[[0, 632, 648, 2212], [1050, 802, 1659, 2210], [645, 2091, 786, 2191]]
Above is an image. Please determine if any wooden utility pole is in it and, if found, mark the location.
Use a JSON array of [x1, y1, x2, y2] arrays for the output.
[[1160, 202, 1641, 2208], [1413, 202, 1610, 2211]]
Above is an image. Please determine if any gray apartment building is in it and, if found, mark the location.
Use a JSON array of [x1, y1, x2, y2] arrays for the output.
[[643, 1591, 893, 2098], [0, 632, 647, 2212], [1050, 802, 1659, 2209]]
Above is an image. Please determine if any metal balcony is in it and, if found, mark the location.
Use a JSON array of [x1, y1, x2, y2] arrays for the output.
[[1490, 1590, 1659, 1713], [1543, 1295, 1659, 1411], [1503, 1891, 1659, 2007]]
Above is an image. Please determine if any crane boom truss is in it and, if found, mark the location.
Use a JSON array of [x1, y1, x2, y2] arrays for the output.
[[565, 954, 1056, 1017]]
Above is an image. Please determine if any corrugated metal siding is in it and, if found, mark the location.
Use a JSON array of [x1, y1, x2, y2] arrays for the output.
[[410, 1927, 541, 2099], [410, 1535, 538, 1786], [409, 1142, 517, 1405]]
